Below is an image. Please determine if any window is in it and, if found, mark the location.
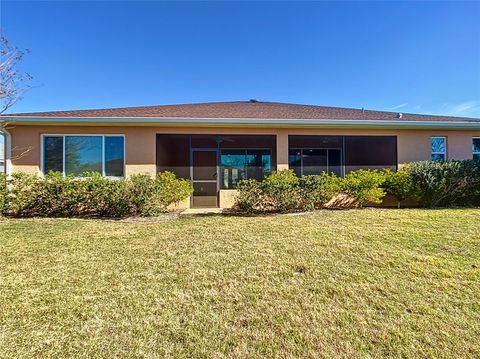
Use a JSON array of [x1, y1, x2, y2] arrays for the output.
[[65, 136, 103, 176], [288, 149, 302, 177], [473, 138, 480, 160], [288, 149, 342, 177], [220, 149, 271, 188], [105, 136, 125, 177], [43, 136, 64, 173], [431, 137, 446, 161], [42, 135, 125, 177]]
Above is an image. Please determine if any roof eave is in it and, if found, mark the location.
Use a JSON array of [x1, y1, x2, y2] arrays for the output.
[[1, 116, 480, 130]]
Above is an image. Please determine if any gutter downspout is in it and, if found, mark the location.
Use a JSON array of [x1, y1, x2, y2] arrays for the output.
[[1, 126, 12, 176]]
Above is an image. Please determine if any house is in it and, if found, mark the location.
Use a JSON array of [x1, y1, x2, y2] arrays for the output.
[[2, 100, 480, 208]]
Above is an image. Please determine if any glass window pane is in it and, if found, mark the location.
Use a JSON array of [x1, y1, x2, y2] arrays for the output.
[[303, 149, 327, 175], [474, 154, 480, 161], [431, 137, 446, 153], [105, 136, 124, 177], [246, 150, 271, 181], [65, 136, 102, 176], [289, 149, 302, 177], [431, 153, 445, 161], [43, 136, 63, 174], [473, 138, 480, 154], [220, 150, 246, 189]]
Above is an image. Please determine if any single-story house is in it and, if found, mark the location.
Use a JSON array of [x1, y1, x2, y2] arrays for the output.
[[2, 100, 480, 208]]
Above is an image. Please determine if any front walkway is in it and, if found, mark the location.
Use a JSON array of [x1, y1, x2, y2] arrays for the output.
[[180, 208, 224, 215]]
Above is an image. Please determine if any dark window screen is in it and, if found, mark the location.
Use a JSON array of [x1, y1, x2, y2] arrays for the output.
[[156, 135, 190, 179], [302, 149, 328, 175], [328, 149, 342, 177], [344, 136, 397, 173], [289, 135, 342, 149]]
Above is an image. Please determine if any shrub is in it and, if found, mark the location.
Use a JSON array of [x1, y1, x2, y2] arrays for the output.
[[236, 170, 339, 213], [236, 170, 302, 213], [2, 171, 192, 217], [261, 170, 303, 212], [409, 160, 480, 207], [298, 173, 340, 210], [383, 165, 420, 208], [130, 172, 193, 216], [74, 172, 132, 217], [4, 172, 41, 216], [235, 179, 264, 213], [0, 173, 7, 214], [340, 169, 386, 207]]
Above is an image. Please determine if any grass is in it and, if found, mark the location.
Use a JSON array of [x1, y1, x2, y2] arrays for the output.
[[1, 209, 479, 358]]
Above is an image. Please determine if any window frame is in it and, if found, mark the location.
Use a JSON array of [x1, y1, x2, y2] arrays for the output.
[[41, 134, 126, 178], [473, 137, 480, 160], [219, 148, 272, 189], [431, 136, 447, 161]]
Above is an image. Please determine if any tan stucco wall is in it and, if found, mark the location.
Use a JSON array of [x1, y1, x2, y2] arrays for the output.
[[167, 197, 191, 210], [8, 124, 480, 175], [9, 125, 158, 175], [219, 189, 238, 208]]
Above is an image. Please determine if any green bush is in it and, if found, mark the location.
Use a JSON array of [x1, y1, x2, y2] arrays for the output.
[[2, 171, 192, 217], [74, 172, 132, 217], [236, 170, 302, 213], [383, 165, 420, 208], [298, 173, 340, 210], [236, 170, 339, 213], [409, 160, 480, 207], [0, 173, 7, 214], [261, 170, 303, 212], [129, 172, 193, 216], [235, 179, 264, 213], [340, 169, 386, 207]]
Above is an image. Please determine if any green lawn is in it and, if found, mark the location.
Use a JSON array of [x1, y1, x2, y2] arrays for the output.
[[1, 209, 479, 358]]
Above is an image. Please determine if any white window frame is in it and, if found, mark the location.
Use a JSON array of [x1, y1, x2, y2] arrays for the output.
[[431, 136, 447, 161], [41, 134, 126, 178], [473, 137, 480, 160]]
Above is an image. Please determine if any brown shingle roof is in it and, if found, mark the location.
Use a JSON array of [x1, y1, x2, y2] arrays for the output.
[[4, 101, 480, 122]]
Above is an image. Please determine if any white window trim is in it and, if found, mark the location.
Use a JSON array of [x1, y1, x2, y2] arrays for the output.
[[41, 134, 126, 178], [431, 136, 447, 160], [473, 137, 480, 158]]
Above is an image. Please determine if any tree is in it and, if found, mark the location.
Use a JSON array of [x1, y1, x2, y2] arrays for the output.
[[1, 36, 32, 114], [0, 36, 33, 170]]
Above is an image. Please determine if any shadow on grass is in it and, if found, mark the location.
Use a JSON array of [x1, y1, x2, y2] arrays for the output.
[[1, 206, 478, 223]]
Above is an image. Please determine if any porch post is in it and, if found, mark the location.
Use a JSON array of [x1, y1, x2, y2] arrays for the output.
[[276, 131, 289, 170]]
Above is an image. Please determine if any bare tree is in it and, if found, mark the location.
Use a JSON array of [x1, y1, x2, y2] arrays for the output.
[[1, 36, 32, 114], [0, 36, 33, 169]]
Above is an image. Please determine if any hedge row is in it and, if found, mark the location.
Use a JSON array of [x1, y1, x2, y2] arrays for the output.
[[1, 160, 478, 217], [0, 171, 192, 217], [235, 160, 480, 213]]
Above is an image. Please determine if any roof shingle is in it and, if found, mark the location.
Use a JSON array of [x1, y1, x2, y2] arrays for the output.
[[4, 101, 479, 122]]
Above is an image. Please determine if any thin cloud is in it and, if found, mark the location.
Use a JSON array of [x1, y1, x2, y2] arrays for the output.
[[448, 100, 480, 115], [388, 103, 408, 110]]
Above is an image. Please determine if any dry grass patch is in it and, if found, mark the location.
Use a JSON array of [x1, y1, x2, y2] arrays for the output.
[[1, 209, 479, 358]]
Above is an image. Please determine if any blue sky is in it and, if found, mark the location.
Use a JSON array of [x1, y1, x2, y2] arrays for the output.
[[1, 0, 480, 119]]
